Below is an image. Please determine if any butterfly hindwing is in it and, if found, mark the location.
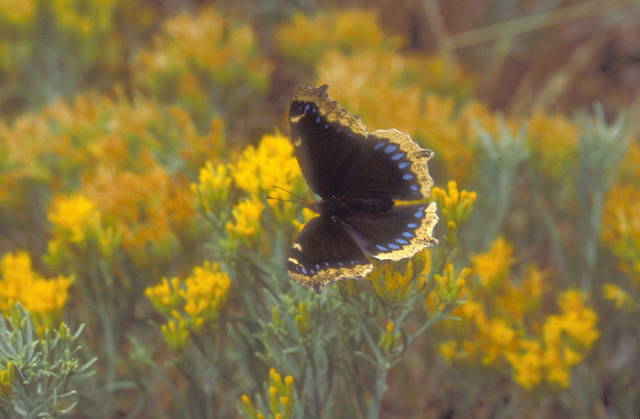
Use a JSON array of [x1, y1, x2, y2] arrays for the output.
[[290, 85, 433, 201], [340, 203, 439, 260], [286, 216, 373, 294]]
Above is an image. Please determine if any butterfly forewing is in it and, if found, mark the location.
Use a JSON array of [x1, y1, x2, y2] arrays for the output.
[[290, 86, 434, 201]]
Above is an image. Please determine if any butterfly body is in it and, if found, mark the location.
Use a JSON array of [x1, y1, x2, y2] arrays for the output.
[[315, 196, 394, 219], [287, 84, 438, 294]]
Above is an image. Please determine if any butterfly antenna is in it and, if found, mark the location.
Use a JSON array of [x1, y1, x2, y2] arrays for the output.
[[266, 195, 309, 205], [268, 186, 312, 205]]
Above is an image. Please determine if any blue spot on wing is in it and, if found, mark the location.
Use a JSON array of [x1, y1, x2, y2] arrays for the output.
[[407, 223, 418, 228], [396, 238, 409, 245], [384, 145, 398, 153], [374, 141, 386, 150], [304, 104, 310, 114], [375, 244, 387, 251], [398, 162, 410, 169], [388, 243, 400, 250], [403, 173, 414, 180], [391, 152, 405, 160], [403, 232, 414, 238]]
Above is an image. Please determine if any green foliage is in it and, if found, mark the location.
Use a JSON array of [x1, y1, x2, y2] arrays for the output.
[[0, 304, 95, 418]]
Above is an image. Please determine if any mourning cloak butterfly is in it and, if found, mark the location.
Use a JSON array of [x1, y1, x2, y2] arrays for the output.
[[287, 84, 438, 294]]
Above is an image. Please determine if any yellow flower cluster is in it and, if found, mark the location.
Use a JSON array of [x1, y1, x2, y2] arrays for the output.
[[431, 181, 477, 247], [145, 261, 231, 350], [378, 321, 401, 355], [134, 6, 273, 125], [470, 237, 512, 289], [506, 290, 599, 389], [602, 284, 634, 311], [0, 0, 35, 24], [439, 238, 599, 390], [48, 194, 99, 243], [367, 249, 433, 306], [230, 134, 302, 202], [223, 133, 304, 245], [1, 92, 210, 267], [0, 252, 73, 332], [0, 361, 13, 402], [242, 368, 295, 419], [192, 161, 232, 215], [433, 262, 471, 307], [276, 9, 401, 65]]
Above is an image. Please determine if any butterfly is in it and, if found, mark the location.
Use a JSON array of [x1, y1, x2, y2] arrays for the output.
[[286, 84, 438, 294]]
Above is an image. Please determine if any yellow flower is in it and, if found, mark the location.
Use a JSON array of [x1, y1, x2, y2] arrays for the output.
[[134, 7, 272, 110], [48, 194, 99, 243], [368, 260, 414, 305], [439, 341, 458, 363], [488, 318, 515, 347], [432, 262, 469, 306], [192, 161, 232, 214], [276, 10, 400, 65], [230, 133, 301, 198], [145, 276, 182, 316], [378, 321, 401, 354], [542, 315, 564, 347], [225, 198, 264, 242], [563, 347, 582, 367], [0, 0, 35, 23], [470, 237, 512, 288], [431, 181, 476, 247], [229, 133, 303, 226], [160, 317, 190, 351], [0, 252, 73, 331], [19, 275, 74, 315], [242, 367, 295, 419], [146, 261, 230, 345], [546, 366, 569, 388], [602, 283, 633, 310], [294, 302, 311, 336], [557, 290, 599, 348], [178, 261, 231, 331], [505, 343, 542, 389], [0, 361, 14, 402]]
